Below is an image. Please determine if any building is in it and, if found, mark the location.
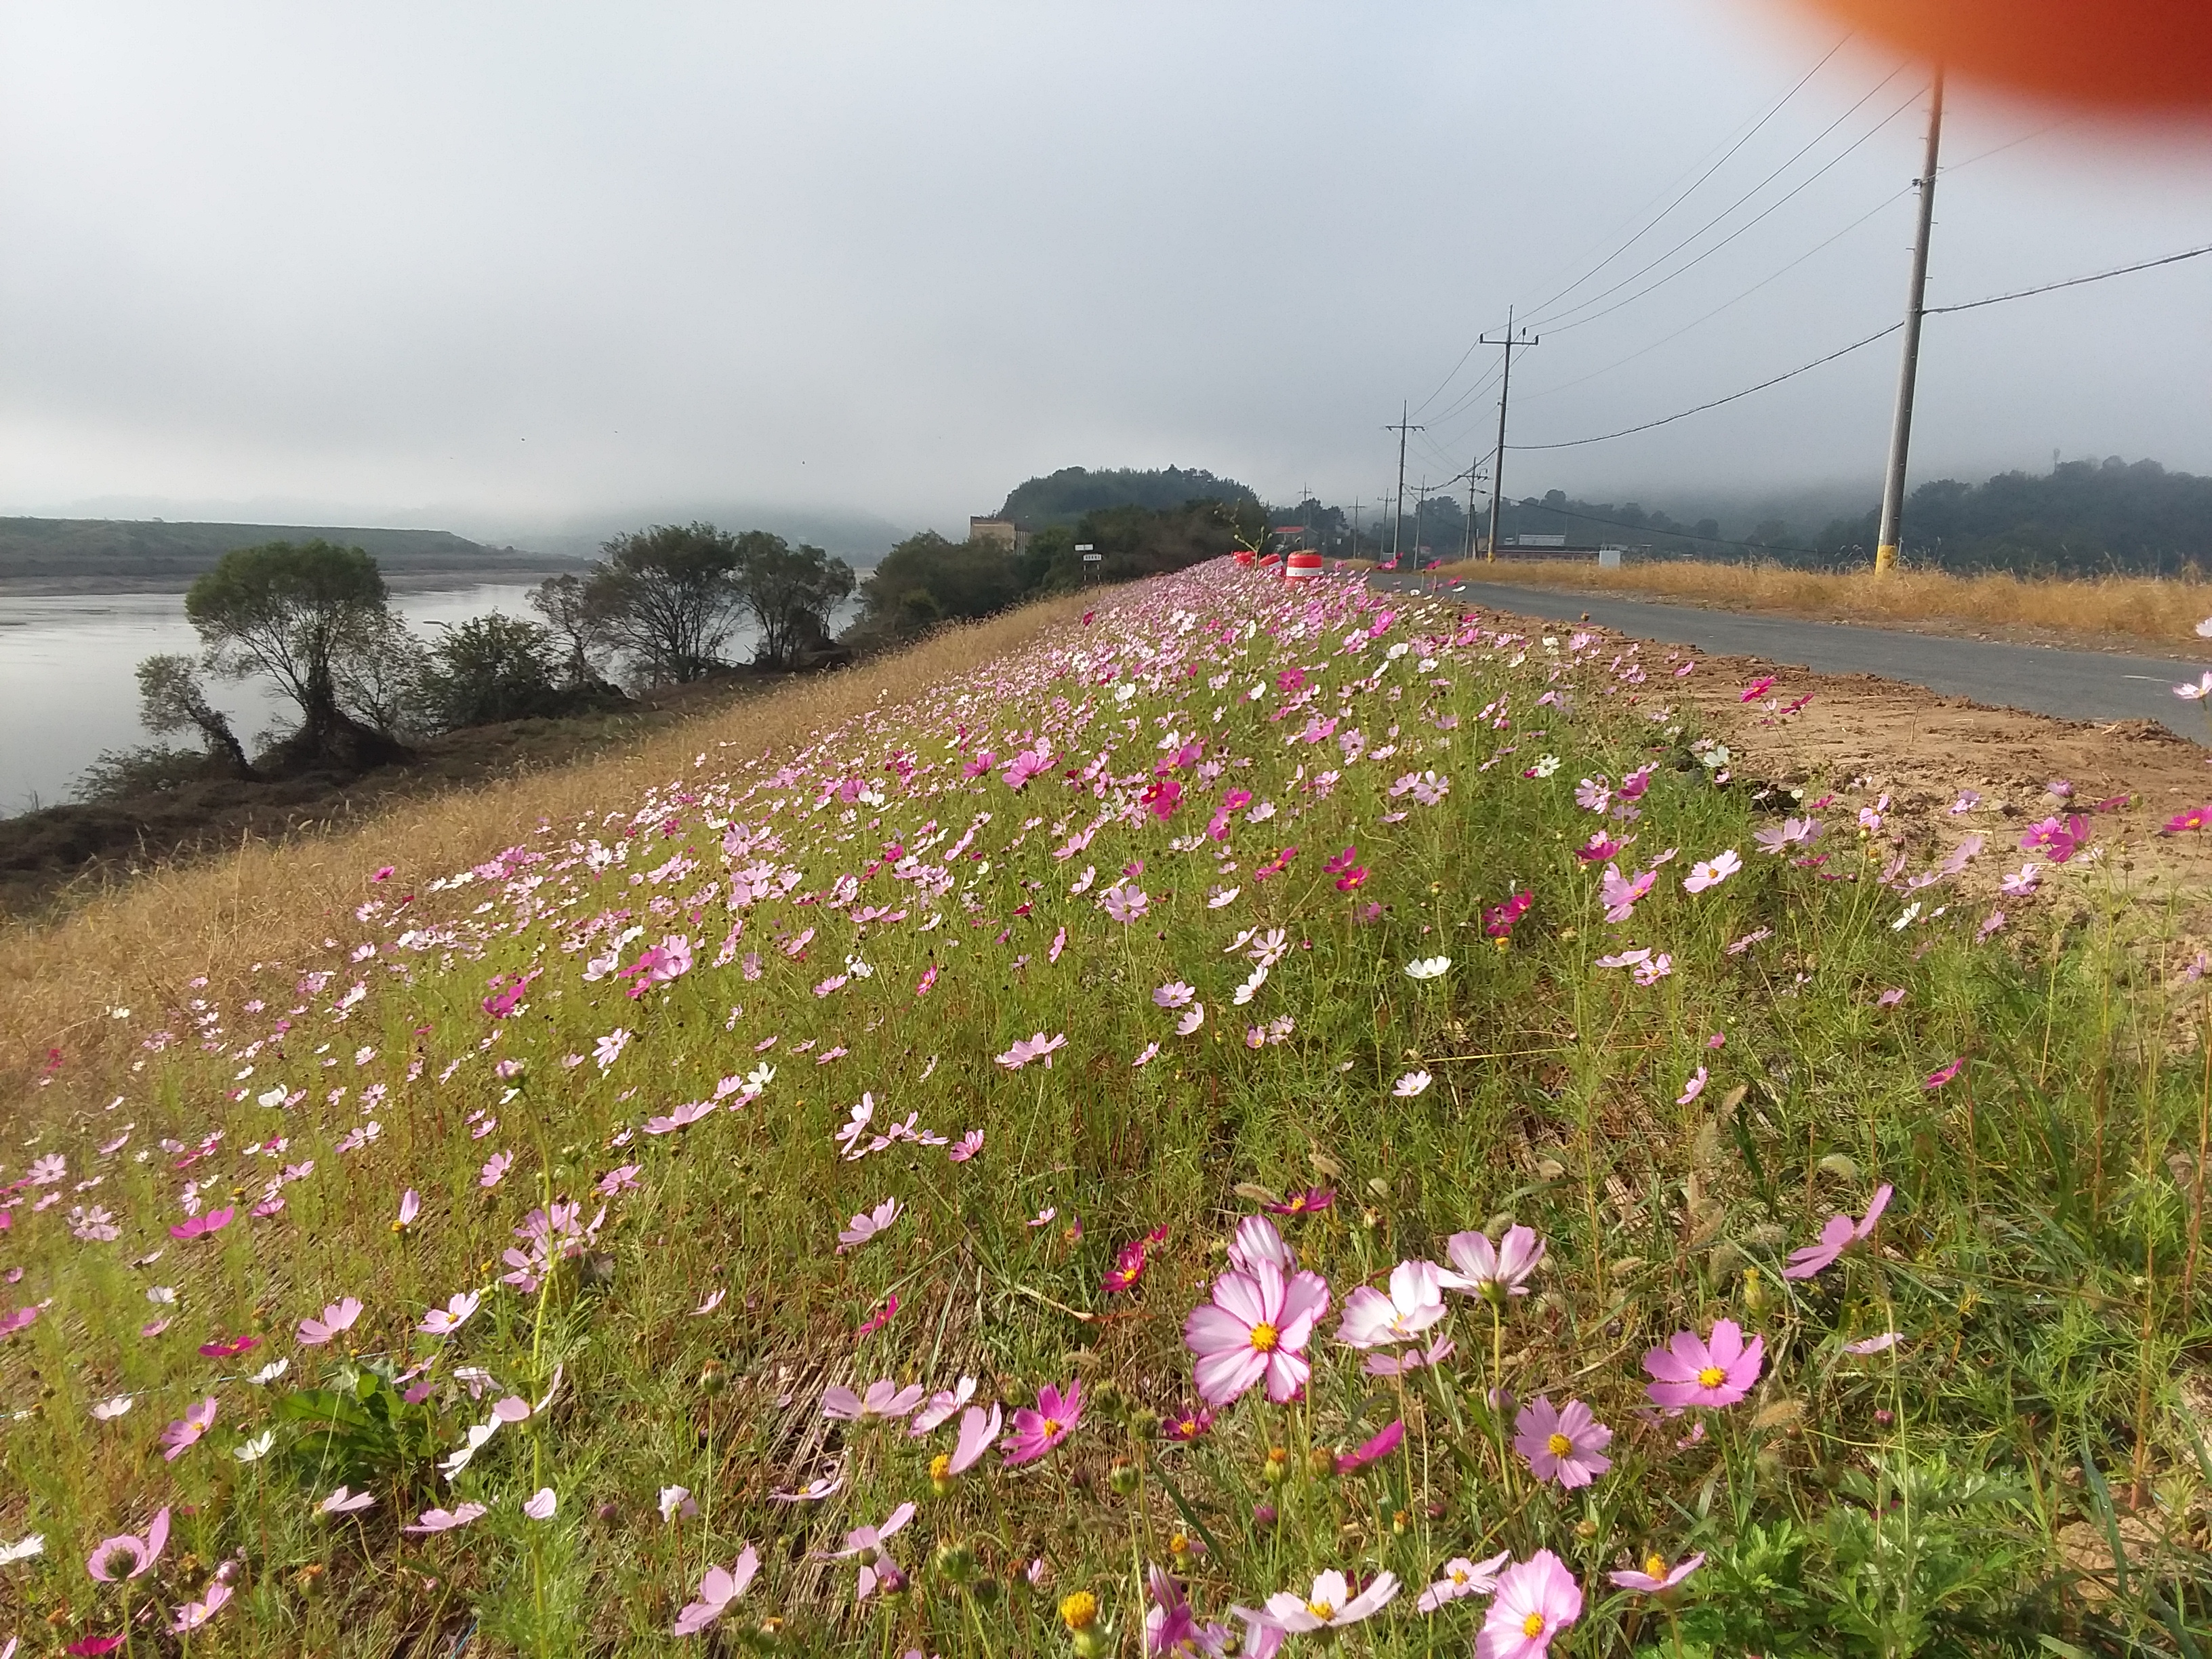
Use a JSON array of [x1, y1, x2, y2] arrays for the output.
[[969, 516, 1030, 553]]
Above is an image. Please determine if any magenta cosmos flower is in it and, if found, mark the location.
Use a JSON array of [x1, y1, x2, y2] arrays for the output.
[[1643, 1319, 1764, 1410], [1781, 1184, 1892, 1280], [1185, 1258, 1332, 1407], [1000, 1380, 1080, 1467], [1439, 1225, 1544, 1303], [1477, 1551, 1583, 1659], [160, 1397, 218, 1462], [1512, 1397, 1612, 1489]]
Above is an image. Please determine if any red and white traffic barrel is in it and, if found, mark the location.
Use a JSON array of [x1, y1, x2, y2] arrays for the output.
[[1285, 550, 1324, 581]]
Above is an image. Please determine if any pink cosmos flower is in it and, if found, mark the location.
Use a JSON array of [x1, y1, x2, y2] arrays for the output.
[[1337, 1260, 1446, 1349], [1184, 1259, 1331, 1406], [1477, 1551, 1583, 1659], [1153, 981, 1197, 1008], [403, 1502, 487, 1534], [169, 1580, 233, 1634], [296, 1296, 363, 1347], [160, 1398, 218, 1462], [1682, 849, 1741, 894], [1227, 1214, 1296, 1274], [396, 1189, 421, 1228], [673, 1545, 761, 1637], [1364, 1333, 1456, 1378], [821, 1379, 926, 1422], [1610, 1551, 1705, 1593], [319, 1485, 375, 1515], [1512, 1397, 1612, 1488], [1598, 863, 1654, 923], [1264, 1568, 1399, 1632], [1924, 1059, 1963, 1089], [1845, 1330, 1904, 1355], [1781, 1183, 1892, 1279], [1102, 883, 1150, 924], [1394, 1069, 1432, 1096], [1439, 1224, 1544, 1303], [948, 1130, 984, 1162], [827, 1500, 916, 1561], [943, 1403, 1002, 1477], [1643, 1319, 1763, 1409], [909, 1375, 978, 1434], [995, 1030, 1067, 1070], [419, 1290, 482, 1336], [523, 1488, 557, 1521], [168, 1206, 234, 1242], [1000, 1380, 1081, 1467], [1675, 1066, 1707, 1105], [479, 1151, 514, 1189], [837, 1198, 900, 1252], [87, 1507, 169, 1580], [1418, 1551, 1510, 1611], [1264, 1186, 1334, 1216]]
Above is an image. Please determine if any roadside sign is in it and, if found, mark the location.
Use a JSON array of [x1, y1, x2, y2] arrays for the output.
[[1082, 554, 1102, 562]]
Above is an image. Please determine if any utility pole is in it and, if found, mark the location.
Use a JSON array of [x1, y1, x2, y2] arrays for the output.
[[1480, 310, 1538, 562], [1874, 69, 1945, 576], [1464, 460, 1483, 562], [1414, 476, 1432, 566], [1384, 403, 1423, 569], [1350, 499, 1362, 561]]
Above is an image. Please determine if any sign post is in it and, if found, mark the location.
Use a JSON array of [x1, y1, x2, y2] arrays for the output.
[[1076, 544, 1099, 583]]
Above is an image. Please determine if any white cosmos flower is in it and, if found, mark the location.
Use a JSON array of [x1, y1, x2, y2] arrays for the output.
[[1404, 956, 1452, 981], [234, 1430, 276, 1463]]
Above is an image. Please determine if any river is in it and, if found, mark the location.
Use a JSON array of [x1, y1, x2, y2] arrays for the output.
[[0, 583, 548, 812]]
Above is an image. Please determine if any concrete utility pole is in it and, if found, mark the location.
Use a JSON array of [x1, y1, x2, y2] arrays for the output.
[[1464, 460, 1482, 561], [1874, 69, 1945, 576], [1414, 476, 1432, 564], [1384, 404, 1423, 568], [1481, 310, 1538, 562]]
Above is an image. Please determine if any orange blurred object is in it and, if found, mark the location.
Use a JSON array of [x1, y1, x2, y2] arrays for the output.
[[1799, 1, 2212, 108]]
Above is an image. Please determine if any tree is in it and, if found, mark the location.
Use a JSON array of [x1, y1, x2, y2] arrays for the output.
[[851, 531, 1023, 644], [528, 572, 605, 687], [133, 654, 253, 779], [413, 613, 565, 730], [731, 531, 855, 668], [582, 522, 745, 684], [183, 539, 408, 769]]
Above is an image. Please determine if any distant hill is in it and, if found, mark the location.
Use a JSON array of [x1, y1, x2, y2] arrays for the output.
[[999, 466, 1258, 527], [0, 518, 585, 590]]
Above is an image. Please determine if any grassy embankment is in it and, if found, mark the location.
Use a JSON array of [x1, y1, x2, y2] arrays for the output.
[[0, 567, 2207, 1656], [1427, 558, 2212, 649]]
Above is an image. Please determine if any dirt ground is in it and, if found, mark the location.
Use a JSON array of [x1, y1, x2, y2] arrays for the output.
[[1469, 596, 2212, 902]]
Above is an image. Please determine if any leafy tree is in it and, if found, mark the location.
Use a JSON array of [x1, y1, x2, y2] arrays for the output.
[[332, 613, 427, 737], [183, 539, 407, 769], [851, 531, 1023, 643], [1000, 465, 1258, 525], [527, 572, 602, 687], [581, 522, 745, 685], [412, 614, 565, 730], [731, 531, 855, 668], [133, 653, 253, 779]]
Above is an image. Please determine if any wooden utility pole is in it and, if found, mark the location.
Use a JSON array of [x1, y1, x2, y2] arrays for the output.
[[1874, 70, 1945, 576], [1481, 311, 1538, 561]]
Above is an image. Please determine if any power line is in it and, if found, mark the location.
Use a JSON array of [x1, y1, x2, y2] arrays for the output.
[[1506, 235, 2212, 453], [1530, 81, 1925, 340], [1924, 241, 2212, 314], [1410, 34, 1850, 419], [1525, 66, 1914, 333], [1517, 185, 1911, 405]]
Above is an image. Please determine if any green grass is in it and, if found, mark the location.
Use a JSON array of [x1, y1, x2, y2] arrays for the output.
[[1, 567, 2207, 1656]]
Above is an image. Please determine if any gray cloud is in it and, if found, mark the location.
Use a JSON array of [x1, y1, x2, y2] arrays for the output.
[[3, 1, 2209, 544]]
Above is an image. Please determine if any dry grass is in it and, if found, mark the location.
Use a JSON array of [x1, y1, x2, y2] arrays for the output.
[[0, 596, 1090, 1099], [1427, 556, 2212, 647]]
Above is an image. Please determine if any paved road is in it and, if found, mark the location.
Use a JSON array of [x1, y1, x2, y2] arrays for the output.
[[1365, 574, 2210, 743]]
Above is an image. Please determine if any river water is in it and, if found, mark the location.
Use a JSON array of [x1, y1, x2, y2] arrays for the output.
[[0, 583, 545, 812]]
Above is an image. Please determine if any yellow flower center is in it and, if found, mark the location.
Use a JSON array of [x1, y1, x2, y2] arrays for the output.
[[1697, 1366, 1727, 1389], [1523, 1613, 1548, 1638], [929, 1453, 952, 1481], [1645, 1554, 1668, 1580], [1307, 1599, 1336, 1622], [1059, 1591, 1099, 1632], [1250, 1321, 1279, 1353], [1449, 1568, 1469, 1586], [1042, 1418, 1063, 1439], [1546, 1432, 1573, 1458]]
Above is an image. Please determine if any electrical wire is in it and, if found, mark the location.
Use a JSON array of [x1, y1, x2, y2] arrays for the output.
[[1525, 66, 1914, 333], [1517, 185, 1912, 405], [1409, 34, 1851, 419], [1507, 238, 2212, 452]]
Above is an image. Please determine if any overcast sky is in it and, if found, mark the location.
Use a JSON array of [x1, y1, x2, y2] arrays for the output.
[[3, 1, 2209, 550]]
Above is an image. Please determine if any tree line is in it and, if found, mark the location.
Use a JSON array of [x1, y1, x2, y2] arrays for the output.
[[83, 523, 855, 800]]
